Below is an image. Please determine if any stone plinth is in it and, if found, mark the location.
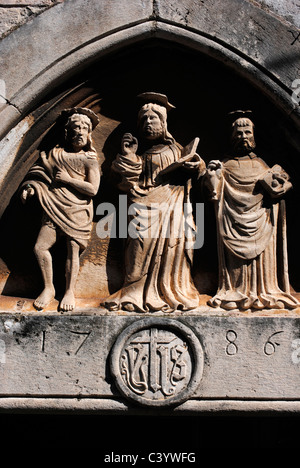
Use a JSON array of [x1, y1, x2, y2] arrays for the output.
[[1, 306, 300, 414]]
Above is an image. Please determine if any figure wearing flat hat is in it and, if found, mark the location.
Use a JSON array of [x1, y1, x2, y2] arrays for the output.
[[103, 92, 206, 312], [205, 111, 299, 311], [21, 107, 101, 312]]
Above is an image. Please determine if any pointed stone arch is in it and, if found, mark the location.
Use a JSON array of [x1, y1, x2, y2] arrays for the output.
[[0, 0, 299, 301], [0, 0, 299, 200]]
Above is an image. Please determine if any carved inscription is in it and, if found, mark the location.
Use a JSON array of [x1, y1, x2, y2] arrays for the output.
[[110, 319, 204, 407], [225, 330, 238, 355], [40, 328, 92, 355], [121, 327, 189, 398], [263, 331, 284, 356], [2, 318, 300, 402], [222, 328, 300, 363]]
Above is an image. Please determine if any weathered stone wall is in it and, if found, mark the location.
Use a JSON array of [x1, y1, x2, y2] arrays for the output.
[[0, 1, 298, 39], [0, 0, 64, 38], [256, 0, 300, 28]]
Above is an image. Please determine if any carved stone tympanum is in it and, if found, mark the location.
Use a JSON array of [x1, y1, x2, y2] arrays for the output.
[[21, 107, 101, 312], [205, 111, 299, 311], [103, 92, 206, 313]]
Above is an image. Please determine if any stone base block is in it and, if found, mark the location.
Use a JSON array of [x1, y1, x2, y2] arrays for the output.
[[0, 310, 300, 414]]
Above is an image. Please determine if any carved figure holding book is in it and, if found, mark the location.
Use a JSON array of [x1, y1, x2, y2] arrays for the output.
[[103, 92, 205, 312]]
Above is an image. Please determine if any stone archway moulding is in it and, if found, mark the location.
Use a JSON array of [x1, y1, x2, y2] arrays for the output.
[[0, 0, 299, 213], [0, 0, 300, 416]]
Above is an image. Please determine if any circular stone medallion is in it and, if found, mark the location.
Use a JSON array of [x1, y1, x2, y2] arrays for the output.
[[110, 318, 204, 407]]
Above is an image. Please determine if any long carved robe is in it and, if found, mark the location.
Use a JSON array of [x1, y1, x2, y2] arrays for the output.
[[23, 146, 98, 250], [208, 153, 299, 310], [103, 142, 201, 312]]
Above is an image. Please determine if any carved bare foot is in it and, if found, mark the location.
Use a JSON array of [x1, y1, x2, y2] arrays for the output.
[[34, 287, 55, 310], [60, 290, 76, 312]]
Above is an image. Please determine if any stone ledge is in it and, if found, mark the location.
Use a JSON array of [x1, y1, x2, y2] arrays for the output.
[[1, 313, 300, 413], [0, 397, 300, 415], [0, 293, 299, 316]]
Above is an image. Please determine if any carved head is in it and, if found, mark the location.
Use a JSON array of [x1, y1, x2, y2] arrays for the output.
[[137, 93, 175, 144], [65, 113, 93, 151], [231, 117, 256, 154], [137, 103, 168, 141], [62, 107, 99, 153]]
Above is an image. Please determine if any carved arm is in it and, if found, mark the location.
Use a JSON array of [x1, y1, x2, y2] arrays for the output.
[[55, 159, 100, 197], [111, 133, 143, 191]]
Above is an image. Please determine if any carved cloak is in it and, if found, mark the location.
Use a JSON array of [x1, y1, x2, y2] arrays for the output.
[[209, 154, 299, 310], [22, 146, 97, 250], [103, 142, 200, 312]]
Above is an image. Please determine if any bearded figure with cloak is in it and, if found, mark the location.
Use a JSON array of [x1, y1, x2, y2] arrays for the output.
[[21, 107, 100, 312], [205, 111, 299, 311], [103, 92, 205, 312]]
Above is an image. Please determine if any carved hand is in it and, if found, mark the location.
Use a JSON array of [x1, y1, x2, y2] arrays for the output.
[[121, 133, 138, 157], [21, 186, 35, 204], [207, 160, 223, 173], [55, 168, 71, 184], [183, 154, 205, 173]]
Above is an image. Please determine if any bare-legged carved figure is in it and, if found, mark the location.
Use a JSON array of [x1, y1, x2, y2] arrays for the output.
[[21, 107, 100, 311]]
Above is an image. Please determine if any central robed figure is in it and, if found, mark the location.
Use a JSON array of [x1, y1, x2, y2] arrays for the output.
[[103, 92, 205, 312]]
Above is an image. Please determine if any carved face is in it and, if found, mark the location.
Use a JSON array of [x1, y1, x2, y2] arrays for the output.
[[231, 119, 256, 154], [65, 114, 91, 150], [140, 109, 164, 140]]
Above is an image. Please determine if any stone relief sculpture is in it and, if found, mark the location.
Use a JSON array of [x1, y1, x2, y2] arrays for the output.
[[21, 107, 100, 312], [103, 92, 206, 313], [205, 110, 299, 311]]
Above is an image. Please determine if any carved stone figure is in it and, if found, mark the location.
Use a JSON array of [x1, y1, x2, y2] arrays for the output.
[[21, 107, 100, 312], [103, 92, 205, 312], [205, 110, 299, 310]]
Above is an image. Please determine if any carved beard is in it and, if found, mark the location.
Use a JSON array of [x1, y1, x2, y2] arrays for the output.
[[232, 136, 256, 155], [143, 126, 164, 140], [72, 135, 87, 147], [65, 130, 93, 152]]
